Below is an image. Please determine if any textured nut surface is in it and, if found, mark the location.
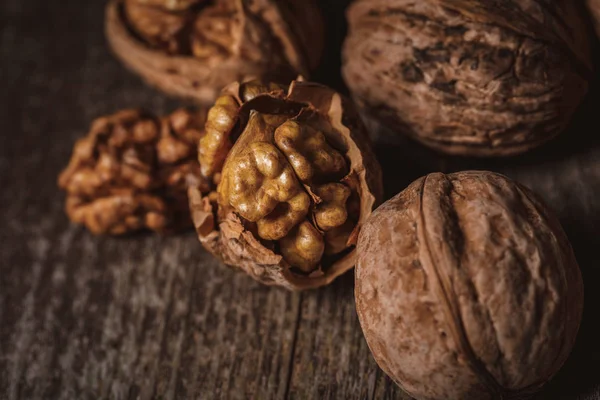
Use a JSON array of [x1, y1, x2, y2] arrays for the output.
[[342, 0, 591, 156], [356, 171, 583, 399], [198, 94, 238, 178], [279, 220, 325, 273], [106, 0, 324, 104], [274, 120, 347, 184], [59, 108, 209, 234], [313, 183, 350, 231], [190, 79, 383, 290], [222, 136, 311, 240], [190, 0, 238, 60], [124, 0, 191, 53]]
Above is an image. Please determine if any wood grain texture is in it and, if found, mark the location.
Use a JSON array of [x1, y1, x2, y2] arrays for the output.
[[0, 0, 599, 399]]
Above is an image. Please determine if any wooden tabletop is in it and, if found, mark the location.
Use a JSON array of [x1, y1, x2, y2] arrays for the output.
[[1, 0, 599, 399]]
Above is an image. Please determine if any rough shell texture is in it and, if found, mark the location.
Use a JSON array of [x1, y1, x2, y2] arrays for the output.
[[342, 0, 591, 156], [190, 79, 383, 290], [58, 108, 210, 234], [355, 171, 583, 399], [105, 0, 324, 104]]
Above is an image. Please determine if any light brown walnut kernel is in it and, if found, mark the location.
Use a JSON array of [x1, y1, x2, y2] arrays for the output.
[[224, 139, 309, 240], [198, 94, 238, 178], [190, 0, 236, 59], [66, 193, 167, 235], [274, 120, 347, 184], [59, 108, 209, 235], [240, 80, 288, 103], [280, 221, 325, 273], [124, 0, 190, 53], [190, 79, 383, 290], [324, 219, 356, 255], [257, 191, 311, 241], [313, 183, 351, 232]]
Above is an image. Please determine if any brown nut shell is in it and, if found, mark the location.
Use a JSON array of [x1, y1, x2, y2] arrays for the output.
[[342, 0, 591, 156], [190, 79, 383, 290], [355, 171, 583, 399], [106, 0, 324, 104]]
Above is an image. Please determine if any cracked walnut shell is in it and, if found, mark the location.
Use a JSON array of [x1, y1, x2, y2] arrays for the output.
[[190, 79, 383, 290], [342, 0, 592, 156], [106, 0, 324, 104], [356, 171, 583, 400], [58, 108, 210, 234]]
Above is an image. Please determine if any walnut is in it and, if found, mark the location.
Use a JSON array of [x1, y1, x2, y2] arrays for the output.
[[189, 79, 383, 290], [58, 108, 210, 235], [355, 171, 583, 399], [342, 0, 592, 156], [106, 0, 324, 104]]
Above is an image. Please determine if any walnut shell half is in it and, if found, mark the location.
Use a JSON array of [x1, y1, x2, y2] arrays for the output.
[[105, 0, 324, 104], [343, 0, 592, 156], [189, 79, 383, 290], [356, 171, 583, 400]]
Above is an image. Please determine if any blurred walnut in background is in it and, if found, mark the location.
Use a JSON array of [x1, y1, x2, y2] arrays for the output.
[[58, 108, 210, 235], [107, 0, 324, 104], [123, 0, 201, 53], [343, 0, 591, 157]]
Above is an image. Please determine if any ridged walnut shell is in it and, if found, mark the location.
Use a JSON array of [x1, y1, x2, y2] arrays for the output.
[[190, 79, 383, 290], [105, 0, 324, 104], [342, 0, 591, 156], [356, 171, 583, 399]]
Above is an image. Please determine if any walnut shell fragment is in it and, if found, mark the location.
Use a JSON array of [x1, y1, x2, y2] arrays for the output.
[[106, 0, 324, 104], [58, 108, 210, 234], [190, 79, 383, 290], [343, 0, 592, 156], [356, 171, 583, 400]]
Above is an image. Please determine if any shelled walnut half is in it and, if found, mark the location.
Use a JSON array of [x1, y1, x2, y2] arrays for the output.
[[58, 108, 210, 234], [190, 79, 383, 290], [106, 0, 324, 104]]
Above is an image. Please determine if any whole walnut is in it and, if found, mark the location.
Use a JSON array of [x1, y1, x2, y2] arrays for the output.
[[189, 79, 383, 290], [58, 108, 210, 234], [106, 0, 324, 104], [342, 0, 592, 156], [355, 171, 583, 400]]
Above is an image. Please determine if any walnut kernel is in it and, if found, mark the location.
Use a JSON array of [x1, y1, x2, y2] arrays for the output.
[[190, 79, 383, 290]]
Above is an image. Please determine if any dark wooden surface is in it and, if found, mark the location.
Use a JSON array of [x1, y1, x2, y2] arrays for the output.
[[1, 0, 600, 399]]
